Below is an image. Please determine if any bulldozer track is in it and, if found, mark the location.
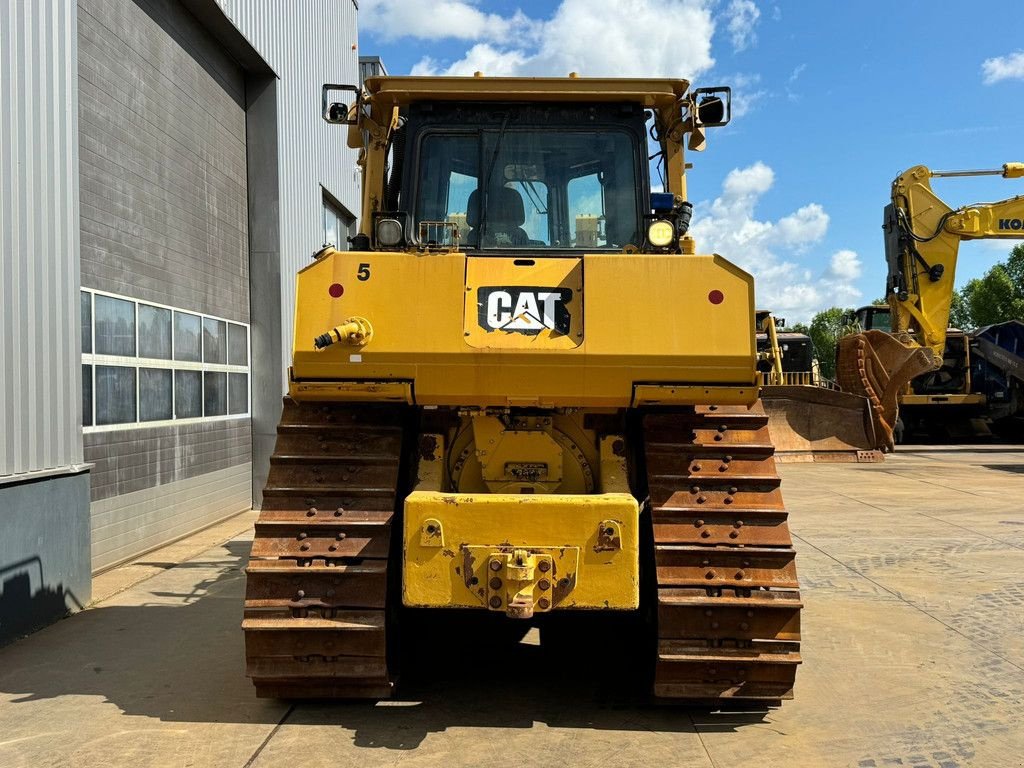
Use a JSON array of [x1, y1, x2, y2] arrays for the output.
[[243, 398, 406, 699], [644, 402, 802, 702]]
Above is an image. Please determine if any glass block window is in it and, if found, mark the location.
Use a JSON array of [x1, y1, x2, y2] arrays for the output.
[[82, 364, 93, 427], [139, 304, 172, 360], [139, 368, 173, 421], [95, 365, 137, 425], [203, 318, 227, 364], [175, 370, 202, 419], [204, 371, 227, 416], [95, 295, 136, 356], [228, 323, 248, 366], [81, 291, 92, 355], [229, 372, 249, 415], [81, 289, 250, 430], [174, 311, 201, 362]]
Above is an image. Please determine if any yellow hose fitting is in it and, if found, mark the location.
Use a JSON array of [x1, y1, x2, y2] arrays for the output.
[[313, 316, 373, 350]]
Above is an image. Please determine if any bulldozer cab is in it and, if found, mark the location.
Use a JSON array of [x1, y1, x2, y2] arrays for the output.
[[755, 332, 814, 375], [404, 102, 647, 251], [328, 77, 729, 258]]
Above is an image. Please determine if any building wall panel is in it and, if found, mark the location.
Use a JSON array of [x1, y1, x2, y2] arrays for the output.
[[90, 462, 250, 572], [84, 420, 251, 502], [217, 0, 361, 385], [0, 473, 92, 643], [78, 0, 250, 323], [0, 0, 83, 479], [77, 0, 254, 568]]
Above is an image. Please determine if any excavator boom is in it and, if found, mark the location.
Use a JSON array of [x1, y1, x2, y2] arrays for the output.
[[840, 163, 1024, 448]]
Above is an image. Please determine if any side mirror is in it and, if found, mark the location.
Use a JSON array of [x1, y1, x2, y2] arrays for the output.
[[322, 83, 361, 124], [692, 86, 731, 127]]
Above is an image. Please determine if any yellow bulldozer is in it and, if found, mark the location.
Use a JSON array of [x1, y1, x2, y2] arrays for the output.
[[756, 311, 881, 462], [242, 75, 801, 704], [837, 163, 1024, 449]]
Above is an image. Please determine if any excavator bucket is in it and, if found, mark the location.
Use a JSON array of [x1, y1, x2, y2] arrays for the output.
[[836, 330, 935, 451], [762, 385, 882, 462]]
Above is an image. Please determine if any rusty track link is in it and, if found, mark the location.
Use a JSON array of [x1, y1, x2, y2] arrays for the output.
[[243, 398, 406, 699], [644, 401, 802, 703]]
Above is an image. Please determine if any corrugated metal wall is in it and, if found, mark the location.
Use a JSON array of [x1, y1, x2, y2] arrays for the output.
[[0, 0, 84, 480], [217, 0, 361, 386], [77, 0, 254, 569], [78, 0, 251, 322]]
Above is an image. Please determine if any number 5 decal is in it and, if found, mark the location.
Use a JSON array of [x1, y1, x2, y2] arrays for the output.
[[357, 263, 371, 281]]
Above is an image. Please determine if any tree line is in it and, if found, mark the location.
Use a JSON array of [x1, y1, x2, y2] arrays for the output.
[[785, 244, 1024, 380]]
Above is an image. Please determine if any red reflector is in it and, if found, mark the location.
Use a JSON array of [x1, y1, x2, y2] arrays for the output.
[[708, 289, 724, 305], [329, 283, 344, 298]]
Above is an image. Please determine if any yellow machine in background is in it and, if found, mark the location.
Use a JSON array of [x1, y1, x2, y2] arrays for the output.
[[243, 76, 801, 704], [837, 163, 1024, 448], [756, 311, 881, 462], [851, 304, 986, 442]]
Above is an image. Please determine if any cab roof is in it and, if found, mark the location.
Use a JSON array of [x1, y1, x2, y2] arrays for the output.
[[363, 75, 691, 109]]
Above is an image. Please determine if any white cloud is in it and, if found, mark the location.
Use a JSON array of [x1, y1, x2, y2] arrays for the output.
[[716, 161, 774, 210], [982, 51, 1024, 84], [360, 0, 539, 43], [370, 0, 774, 118], [405, 0, 717, 80], [775, 204, 829, 250], [827, 249, 862, 281], [725, 0, 760, 52], [412, 44, 528, 77], [785, 63, 806, 102], [689, 163, 860, 322]]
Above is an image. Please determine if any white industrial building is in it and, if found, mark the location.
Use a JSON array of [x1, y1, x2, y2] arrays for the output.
[[0, 0, 377, 641]]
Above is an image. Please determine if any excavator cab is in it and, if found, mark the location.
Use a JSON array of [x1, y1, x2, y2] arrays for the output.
[[853, 305, 892, 332]]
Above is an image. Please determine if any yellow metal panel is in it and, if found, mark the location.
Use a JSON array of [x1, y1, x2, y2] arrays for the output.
[[403, 491, 640, 611], [289, 379, 412, 402], [365, 76, 689, 110], [632, 384, 758, 407], [583, 253, 755, 369], [290, 250, 757, 407]]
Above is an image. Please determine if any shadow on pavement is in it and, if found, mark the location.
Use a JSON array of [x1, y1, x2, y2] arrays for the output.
[[0, 538, 772, 748]]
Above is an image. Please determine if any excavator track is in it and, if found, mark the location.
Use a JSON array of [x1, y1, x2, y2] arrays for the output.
[[243, 398, 406, 699], [644, 401, 802, 703]]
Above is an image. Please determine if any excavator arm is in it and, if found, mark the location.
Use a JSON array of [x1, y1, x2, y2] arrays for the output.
[[885, 162, 1024, 361], [837, 163, 1024, 449]]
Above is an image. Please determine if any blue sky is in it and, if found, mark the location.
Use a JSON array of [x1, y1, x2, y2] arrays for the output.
[[358, 1, 1024, 321]]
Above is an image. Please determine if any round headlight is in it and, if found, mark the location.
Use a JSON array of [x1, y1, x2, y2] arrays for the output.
[[647, 219, 675, 248], [376, 218, 404, 247]]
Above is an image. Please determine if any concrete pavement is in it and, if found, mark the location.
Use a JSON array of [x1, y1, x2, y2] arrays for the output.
[[1, 447, 1023, 767]]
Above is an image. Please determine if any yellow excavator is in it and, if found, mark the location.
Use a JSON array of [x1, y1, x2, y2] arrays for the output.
[[838, 163, 1024, 449], [242, 75, 801, 704]]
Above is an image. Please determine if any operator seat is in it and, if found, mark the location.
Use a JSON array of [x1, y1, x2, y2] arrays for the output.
[[466, 187, 530, 247]]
